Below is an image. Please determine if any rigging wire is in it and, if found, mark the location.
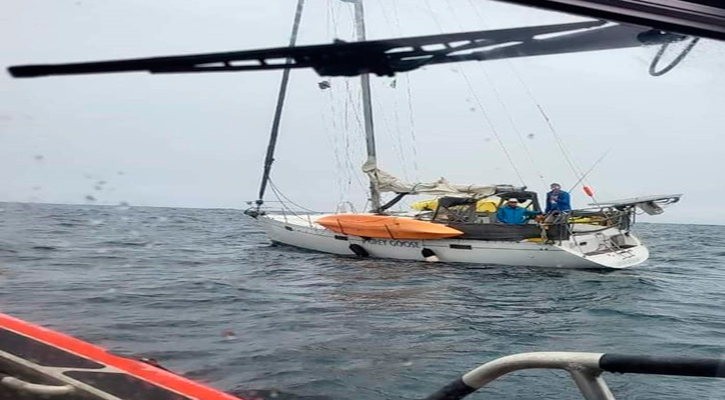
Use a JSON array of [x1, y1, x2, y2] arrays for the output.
[[463, 0, 589, 191], [373, 90, 411, 181], [376, 0, 420, 182], [269, 178, 319, 213], [460, 70, 527, 187], [508, 61, 589, 187], [462, 0, 548, 189], [567, 148, 611, 202], [342, 79, 370, 194], [330, 1, 370, 203], [372, 0, 396, 37], [256, 0, 306, 206], [328, 2, 356, 201], [447, 0, 547, 190], [422, 0, 526, 187], [320, 84, 348, 204], [389, 83, 411, 182], [389, 0, 421, 181], [358, 0, 410, 182], [324, 2, 348, 203], [649, 37, 700, 77], [329, 1, 374, 209], [403, 74, 421, 181], [370, 0, 411, 182], [535, 102, 586, 183]]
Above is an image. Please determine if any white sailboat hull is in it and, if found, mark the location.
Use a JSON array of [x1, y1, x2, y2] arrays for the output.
[[256, 214, 649, 269]]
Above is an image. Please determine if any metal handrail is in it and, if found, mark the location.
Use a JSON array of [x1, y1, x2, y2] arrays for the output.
[[424, 352, 725, 400], [0, 374, 75, 397]]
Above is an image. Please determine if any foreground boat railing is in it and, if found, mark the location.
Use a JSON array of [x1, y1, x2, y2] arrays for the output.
[[424, 352, 725, 400], [0, 374, 75, 397]]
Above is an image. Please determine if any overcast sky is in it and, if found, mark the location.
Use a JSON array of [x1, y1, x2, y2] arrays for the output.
[[2, 0, 724, 224]]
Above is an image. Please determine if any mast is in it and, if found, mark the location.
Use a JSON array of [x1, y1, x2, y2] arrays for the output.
[[256, 0, 306, 207], [351, 0, 382, 211]]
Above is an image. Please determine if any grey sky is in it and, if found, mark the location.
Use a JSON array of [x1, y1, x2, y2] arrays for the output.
[[2, 0, 724, 224]]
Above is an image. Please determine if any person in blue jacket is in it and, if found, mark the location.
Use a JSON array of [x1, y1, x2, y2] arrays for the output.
[[497, 198, 539, 224], [545, 183, 572, 214]]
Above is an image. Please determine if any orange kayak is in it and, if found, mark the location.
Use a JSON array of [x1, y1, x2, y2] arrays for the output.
[[316, 214, 463, 240], [0, 313, 243, 400]]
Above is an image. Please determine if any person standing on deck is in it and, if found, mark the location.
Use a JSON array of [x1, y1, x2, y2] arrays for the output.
[[545, 183, 572, 214], [497, 198, 539, 225]]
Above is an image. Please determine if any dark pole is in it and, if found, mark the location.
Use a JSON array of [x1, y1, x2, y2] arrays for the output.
[[351, 0, 381, 211], [257, 0, 306, 206]]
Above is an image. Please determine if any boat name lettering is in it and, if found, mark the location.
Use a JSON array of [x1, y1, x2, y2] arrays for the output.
[[362, 239, 419, 248]]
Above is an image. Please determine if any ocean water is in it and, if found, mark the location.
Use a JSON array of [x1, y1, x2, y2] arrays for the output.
[[1, 202, 724, 400]]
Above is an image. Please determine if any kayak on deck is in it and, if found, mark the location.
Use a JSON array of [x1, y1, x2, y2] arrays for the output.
[[316, 214, 463, 240]]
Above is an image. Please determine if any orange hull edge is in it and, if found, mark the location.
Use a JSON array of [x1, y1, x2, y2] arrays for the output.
[[0, 313, 243, 400]]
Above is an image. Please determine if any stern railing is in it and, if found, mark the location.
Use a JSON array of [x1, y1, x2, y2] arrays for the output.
[[424, 352, 725, 400]]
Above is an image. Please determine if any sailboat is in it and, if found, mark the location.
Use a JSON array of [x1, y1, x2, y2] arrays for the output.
[[246, 0, 681, 270], [7, 2, 689, 270]]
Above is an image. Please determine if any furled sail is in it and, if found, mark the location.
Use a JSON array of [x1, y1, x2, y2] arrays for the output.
[[363, 161, 502, 196]]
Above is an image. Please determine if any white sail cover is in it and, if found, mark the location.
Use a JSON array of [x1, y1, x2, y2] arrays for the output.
[[363, 161, 498, 196]]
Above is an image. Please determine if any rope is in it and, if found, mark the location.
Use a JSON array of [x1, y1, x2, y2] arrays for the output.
[[649, 37, 700, 77]]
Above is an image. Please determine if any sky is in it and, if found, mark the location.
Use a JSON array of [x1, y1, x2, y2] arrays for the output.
[[2, 0, 724, 224]]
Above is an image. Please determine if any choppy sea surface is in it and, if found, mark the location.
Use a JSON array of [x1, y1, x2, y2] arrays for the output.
[[1, 202, 724, 400]]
